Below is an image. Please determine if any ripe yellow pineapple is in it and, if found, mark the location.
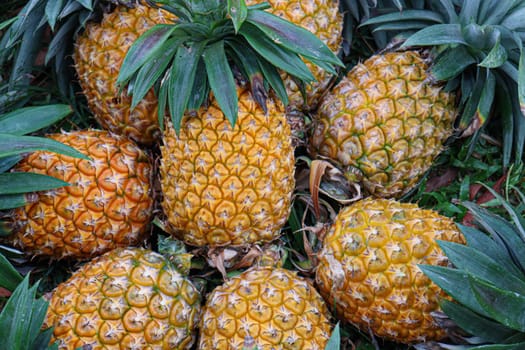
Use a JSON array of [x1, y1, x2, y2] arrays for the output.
[[199, 266, 332, 349], [310, 51, 457, 198], [160, 87, 295, 247], [9, 130, 153, 259], [245, 0, 343, 110], [44, 248, 201, 349], [315, 198, 465, 343], [74, 4, 174, 144]]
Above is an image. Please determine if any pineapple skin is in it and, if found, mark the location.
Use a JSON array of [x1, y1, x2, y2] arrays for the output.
[[74, 5, 174, 145], [199, 266, 332, 349], [11, 130, 153, 259], [310, 51, 457, 198], [316, 198, 465, 343], [160, 87, 295, 247], [44, 248, 201, 349], [245, 0, 343, 111]]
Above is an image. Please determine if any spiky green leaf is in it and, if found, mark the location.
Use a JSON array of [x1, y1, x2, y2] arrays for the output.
[[240, 22, 314, 82], [419, 265, 491, 318], [440, 299, 519, 344], [324, 322, 340, 350], [117, 24, 177, 87], [458, 223, 525, 279], [518, 47, 525, 116], [470, 276, 525, 332], [228, 0, 247, 33], [362, 10, 445, 27], [479, 34, 508, 68], [0, 253, 23, 292], [402, 24, 466, 47], [246, 10, 342, 67], [168, 42, 205, 134], [0, 173, 69, 195], [130, 37, 181, 110], [0, 276, 52, 349], [0, 194, 27, 210], [45, 0, 64, 31], [203, 40, 238, 127], [431, 46, 476, 81], [0, 105, 72, 136], [0, 134, 88, 160], [437, 240, 525, 294]]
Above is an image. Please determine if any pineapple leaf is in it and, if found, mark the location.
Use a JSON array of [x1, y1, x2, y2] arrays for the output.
[[0, 194, 27, 210], [470, 276, 525, 332], [0, 253, 23, 292], [458, 223, 525, 279], [402, 24, 467, 47], [475, 70, 496, 127], [168, 42, 206, 134], [45, 0, 64, 31], [45, 13, 78, 65], [0, 134, 88, 160], [469, 344, 525, 350], [75, 0, 93, 10], [436, 239, 525, 294], [0, 173, 69, 195], [479, 33, 508, 68], [228, 0, 247, 34], [130, 37, 181, 110], [518, 46, 525, 116], [0, 104, 72, 136], [117, 24, 177, 87], [437, 0, 459, 23], [186, 60, 210, 112], [361, 9, 445, 26], [245, 10, 343, 67], [459, 70, 486, 130], [0, 17, 18, 31], [226, 41, 268, 109], [324, 322, 341, 350], [463, 201, 525, 274], [203, 40, 238, 128], [501, 7, 525, 30], [440, 299, 519, 343], [371, 21, 430, 33], [240, 22, 314, 82], [0, 275, 53, 350], [431, 46, 476, 81], [495, 78, 514, 168], [459, 0, 481, 25], [256, 54, 288, 106], [0, 155, 21, 173], [419, 265, 491, 318]]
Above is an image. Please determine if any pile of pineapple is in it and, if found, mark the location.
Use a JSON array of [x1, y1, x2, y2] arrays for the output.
[[1, 0, 525, 349]]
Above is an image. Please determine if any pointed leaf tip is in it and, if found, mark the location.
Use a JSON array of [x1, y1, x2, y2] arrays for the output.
[[228, 0, 248, 33]]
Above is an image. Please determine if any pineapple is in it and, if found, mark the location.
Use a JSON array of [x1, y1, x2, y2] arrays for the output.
[[44, 247, 201, 349], [362, 0, 525, 168], [245, 0, 343, 111], [199, 266, 332, 349], [310, 50, 457, 198], [74, 4, 175, 144], [9, 130, 153, 259], [123, 1, 340, 248], [160, 86, 295, 247], [315, 198, 465, 343]]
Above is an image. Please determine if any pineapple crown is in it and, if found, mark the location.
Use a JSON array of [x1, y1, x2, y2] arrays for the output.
[[363, 0, 525, 166], [115, 0, 344, 133], [420, 187, 525, 348]]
